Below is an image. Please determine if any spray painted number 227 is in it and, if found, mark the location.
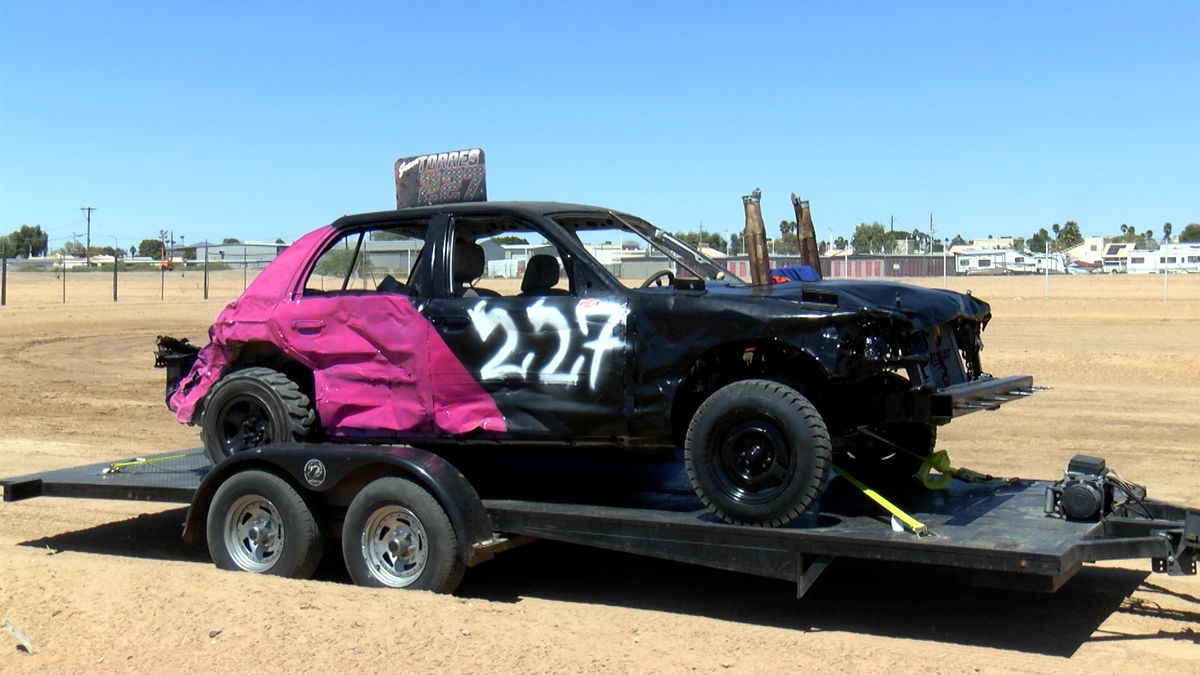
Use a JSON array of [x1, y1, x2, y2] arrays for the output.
[[467, 299, 628, 390]]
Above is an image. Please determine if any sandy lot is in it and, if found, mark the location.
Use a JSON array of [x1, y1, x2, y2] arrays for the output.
[[1, 269, 1198, 672]]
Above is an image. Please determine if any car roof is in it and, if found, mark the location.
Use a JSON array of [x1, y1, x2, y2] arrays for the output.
[[330, 201, 629, 230]]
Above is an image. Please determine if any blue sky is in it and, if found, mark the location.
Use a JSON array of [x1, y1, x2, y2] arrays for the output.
[[2, 2, 1197, 252]]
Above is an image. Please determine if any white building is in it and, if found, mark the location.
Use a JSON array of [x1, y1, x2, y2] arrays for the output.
[[1063, 236, 1107, 264]]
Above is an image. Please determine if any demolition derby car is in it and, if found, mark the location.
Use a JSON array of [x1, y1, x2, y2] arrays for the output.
[[157, 201, 1034, 526]]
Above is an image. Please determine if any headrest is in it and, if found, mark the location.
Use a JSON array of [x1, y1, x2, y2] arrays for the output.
[[521, 254, 560, 292], [453, 241, 485, 284]]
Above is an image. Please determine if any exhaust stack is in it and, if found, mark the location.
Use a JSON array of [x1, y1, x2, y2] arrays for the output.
[[792, 193, 822, 280], [742, 188, 771, 285]]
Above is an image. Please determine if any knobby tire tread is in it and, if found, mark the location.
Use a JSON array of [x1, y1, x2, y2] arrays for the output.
[[685, 379, 831, 527]]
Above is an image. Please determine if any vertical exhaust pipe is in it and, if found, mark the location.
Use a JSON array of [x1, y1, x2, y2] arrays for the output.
[[742, 188, 771, 285], [791, 193, 822, 280]]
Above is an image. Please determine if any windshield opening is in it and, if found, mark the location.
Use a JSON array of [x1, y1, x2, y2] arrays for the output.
[[550, 212, 743, 288]]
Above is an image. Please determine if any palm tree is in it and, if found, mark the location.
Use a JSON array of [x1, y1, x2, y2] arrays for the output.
[[1163, 222, 1173, 243]]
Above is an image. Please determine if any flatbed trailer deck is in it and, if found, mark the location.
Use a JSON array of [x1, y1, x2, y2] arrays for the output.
[[3, 446, 1196, 595]]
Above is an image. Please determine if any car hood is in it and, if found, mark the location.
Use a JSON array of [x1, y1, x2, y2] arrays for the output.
[[711, 279, 992, 328]]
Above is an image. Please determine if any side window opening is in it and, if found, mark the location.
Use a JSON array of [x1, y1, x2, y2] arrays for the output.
[[447, 217, 574, 298], [304, 225, 428, 296]]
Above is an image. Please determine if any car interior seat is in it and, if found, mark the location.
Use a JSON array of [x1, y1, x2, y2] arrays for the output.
[[520, 254, 570, 296], [454, 241, 498, 297]]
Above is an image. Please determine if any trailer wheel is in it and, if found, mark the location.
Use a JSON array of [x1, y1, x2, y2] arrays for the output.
[[206, 470, 323, 579], [833, 423, 936, 486], [342, 477, 465, 593], [685, 379, 831, 526], [200, 367, 315, 465]]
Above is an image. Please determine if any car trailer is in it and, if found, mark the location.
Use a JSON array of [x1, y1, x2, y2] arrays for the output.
[[2, 444, 1197, 596]]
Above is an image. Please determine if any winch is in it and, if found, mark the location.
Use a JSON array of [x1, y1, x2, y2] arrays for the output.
[[1045, 454, 1146, 521]]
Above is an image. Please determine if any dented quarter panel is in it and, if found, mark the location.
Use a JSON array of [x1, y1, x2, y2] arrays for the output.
[[168, 224, 505, 436]]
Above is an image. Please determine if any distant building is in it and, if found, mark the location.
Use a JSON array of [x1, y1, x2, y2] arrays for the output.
[[965, 236, 1019, 252], [1063, 236, 1107, 264], [200, 241, 286, 267]]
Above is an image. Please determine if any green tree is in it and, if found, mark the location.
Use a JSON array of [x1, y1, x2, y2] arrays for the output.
[[1163, 222, 1173, 243], [1141, 229, 1159, 250], [1178, 223, 1200, 242], [221, 237, 241, 245], [1056, 221, 1084, 249], [1116, 224, 1139, 243], [315, 247, 357, 278], [2, 225, 49, 257], [833, 236, 849, 250], [729, 232, 745, 254], [851, 222, 892, 254], [138, 238, 164, 258], [950, 234, 967, 247], [672, 230, 729, 252], [492, 235, 530, 245], [56, 240, 85, 256], [1029, 228, 1053, 252]]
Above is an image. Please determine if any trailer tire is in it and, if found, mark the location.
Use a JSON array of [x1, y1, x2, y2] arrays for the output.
[[342, 477, 465, 593], [206, 470, 324, 579], [832, 423, 936, 487], [200, 367, 315, 465], [685, 379, 831, 526]]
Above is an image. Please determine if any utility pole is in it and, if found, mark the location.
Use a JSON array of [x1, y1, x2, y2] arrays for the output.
[[81, 207, 95, 267]]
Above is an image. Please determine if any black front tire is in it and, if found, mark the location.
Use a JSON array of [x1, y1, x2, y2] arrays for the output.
[[685, 379, 832, 526], [342, 477, 465, 593], [200, 367, 315, 465], [206, 470, 324, 579]]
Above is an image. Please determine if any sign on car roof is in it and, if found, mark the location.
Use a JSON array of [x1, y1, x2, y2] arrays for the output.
[[394, 148, 487, 208]]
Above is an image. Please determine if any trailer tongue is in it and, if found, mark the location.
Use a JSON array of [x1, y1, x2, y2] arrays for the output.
[[2, 446, 1195, 596]]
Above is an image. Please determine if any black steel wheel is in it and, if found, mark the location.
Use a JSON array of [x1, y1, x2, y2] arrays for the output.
[[206, 470, 324, 579], [685, 379, 831, 526], [200, 367, 315, 465], [342, 477, 465, 593], [832, 423, 936, 487]]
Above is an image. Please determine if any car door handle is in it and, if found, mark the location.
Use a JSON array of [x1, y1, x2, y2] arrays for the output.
[[433, 314, 471, 329], [291, 319, 326, 333]]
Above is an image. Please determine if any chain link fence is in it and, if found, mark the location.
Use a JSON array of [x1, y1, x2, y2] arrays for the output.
[[0, 256, 271, 306]]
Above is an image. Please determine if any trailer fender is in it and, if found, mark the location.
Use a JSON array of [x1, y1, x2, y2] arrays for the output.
[[183, 443, 494, 566]]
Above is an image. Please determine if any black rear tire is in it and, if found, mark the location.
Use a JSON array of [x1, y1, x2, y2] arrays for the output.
[[342, 477, 465, 593], [206, 470, 324, 579], [200, 367, 315, 465], [685, 379, 831, 526]]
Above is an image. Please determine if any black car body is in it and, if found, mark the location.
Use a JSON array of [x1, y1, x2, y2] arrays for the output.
[[159, 201, 1033, 525]]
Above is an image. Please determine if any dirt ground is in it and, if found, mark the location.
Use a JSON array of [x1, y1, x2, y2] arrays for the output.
[[1, 269, 1197, 672]]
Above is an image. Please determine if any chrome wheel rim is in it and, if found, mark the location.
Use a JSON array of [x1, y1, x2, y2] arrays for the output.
[[360, 506, 428, 587], [223, 495, 284, 572]]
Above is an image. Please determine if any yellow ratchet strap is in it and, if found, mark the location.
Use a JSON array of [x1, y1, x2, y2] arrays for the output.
[[857, 427, 999, 490], [102, 451, 203, 475], [831, 463, 929, 537]]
